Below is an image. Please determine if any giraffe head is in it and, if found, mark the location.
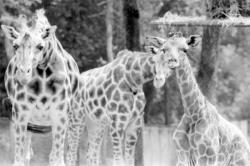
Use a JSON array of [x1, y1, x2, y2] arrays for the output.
[[1, 16, 56, 84], [146, 33, 201, 88]]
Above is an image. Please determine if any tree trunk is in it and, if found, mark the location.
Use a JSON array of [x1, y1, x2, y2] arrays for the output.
[[123, 0, 143, 165], [197, 26, 220, 102], [197, 0, 221, 102], [123, 0, 140, 51], [106, 0, 113, 62]]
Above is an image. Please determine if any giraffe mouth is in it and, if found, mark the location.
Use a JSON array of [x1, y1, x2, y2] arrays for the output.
[[168, 59, 179, 69]]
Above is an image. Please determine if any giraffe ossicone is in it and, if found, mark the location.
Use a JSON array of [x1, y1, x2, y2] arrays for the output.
[[2, 9, 81, 166], [147, 33, 250, 166]]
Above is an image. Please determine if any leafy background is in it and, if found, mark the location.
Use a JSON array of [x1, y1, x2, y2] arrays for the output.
[[0, 0, 250, 127]]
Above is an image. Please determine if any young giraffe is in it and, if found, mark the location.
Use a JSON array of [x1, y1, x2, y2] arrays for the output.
[[2, 11, 81, 166], [66, 49, 172, 166], [147, 33, 250, 166]]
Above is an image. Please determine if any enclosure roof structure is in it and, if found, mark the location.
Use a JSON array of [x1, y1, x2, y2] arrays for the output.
[[152, 12, 250, 27]]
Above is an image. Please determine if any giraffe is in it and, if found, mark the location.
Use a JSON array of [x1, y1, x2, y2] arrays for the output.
[[65, 49, 172, 166], [1, 10, 81, 166], [146, 33, 250, 166]]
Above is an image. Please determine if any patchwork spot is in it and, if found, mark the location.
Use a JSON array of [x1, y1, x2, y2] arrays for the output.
[[125, 73, 136, 87], [143, 62, 154, 80], [198, 144, 206, 155], [119, 80, 130, 92], [36, 67, 44, 78], [101, 97, 106, 107], [67, 61, 72, 71], [107, 70, 112, 78], [28, 96, 36, 103], [109, 102, 117, 111], [113, 66, 124, 83], [46, 78, 64, 95], [8, 63, 13, 75], [15, 80, 23, 91], [113, 90, 120, 101], [96, 77, 104, 85], [28, 79, 42, 96], [136, 101, 143, 110], [88, 102, 93, 110], [120, 115, 127, 121], [118, 104, 128, 113], [103, 79, 112, 89], [106, 85, 116, 100], [14, 66, 18, 74], [126, 57, 135, 70], [97, 88, 103, 96], [89, 87, 95, 98], [41, 96, 48, 104], [133, 61, 140, 71], [7, 80, 14, 96], [45, 67, 52, 78], [60, 117, 66, 124], [140, 57, 147, 66], [57, 103, 65, 110], [93, 100, 98, 106], [14, 103, 19, 119], [16, 92, 25, 101], [174, 131, 189, 151], [94, 109, 103, 118], [72, 77, 78, 94], [60, 89, 66, 100], [21, 104, 28, 111], [131, 71, 141, 85]]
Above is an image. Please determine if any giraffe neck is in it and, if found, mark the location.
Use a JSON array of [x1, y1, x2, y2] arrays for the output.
[[125, 53, 156, 88], [175, 54, 206, 116], [39, 35, 63, 68]]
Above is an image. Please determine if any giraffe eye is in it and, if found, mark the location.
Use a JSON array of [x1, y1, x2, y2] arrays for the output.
[[13, 44, 19, 50], [36, 44, 44, 51]]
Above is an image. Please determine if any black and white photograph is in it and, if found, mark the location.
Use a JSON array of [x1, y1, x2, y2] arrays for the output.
[[0, 0, 250, 166]]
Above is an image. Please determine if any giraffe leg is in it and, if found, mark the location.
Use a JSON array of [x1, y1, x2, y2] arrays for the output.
[[176, 151, 188, 166], [124, 91, 145, 166], [124, 116, 143, 166], [66, 116, 85, 166], [86, 120, 106, 166], [228, 139, 250, 166], [12, 108, 31, 166], [110, 121, 126, 166], [24, 131, 33, 166], [49, 109, 68, 166]]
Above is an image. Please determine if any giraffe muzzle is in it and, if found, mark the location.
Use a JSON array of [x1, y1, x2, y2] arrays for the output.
[[16, 67, 32, 84], [168, 59, 179, 68]]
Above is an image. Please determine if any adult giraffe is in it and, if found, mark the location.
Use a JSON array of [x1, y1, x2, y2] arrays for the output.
[[147, 33, 250, 166], [1, 10, 81, 166]]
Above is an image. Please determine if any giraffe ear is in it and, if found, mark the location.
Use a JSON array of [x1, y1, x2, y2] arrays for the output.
[[42, 25, 57, 39], [1, 25, 19, 41], [186, 35, 201, 47], [144, 36, 165, 54]]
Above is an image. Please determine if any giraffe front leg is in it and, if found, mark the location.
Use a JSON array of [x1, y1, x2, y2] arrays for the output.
[[124, 116, 143, 166], [176, 151, 189, 166], [66, 115, 85, 166], [12, 107, 31, 166], [110, 119, 127, 166], [24, 131, 33, 166], [49, 108, 68, 166], [86, 120, 106, 166]]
